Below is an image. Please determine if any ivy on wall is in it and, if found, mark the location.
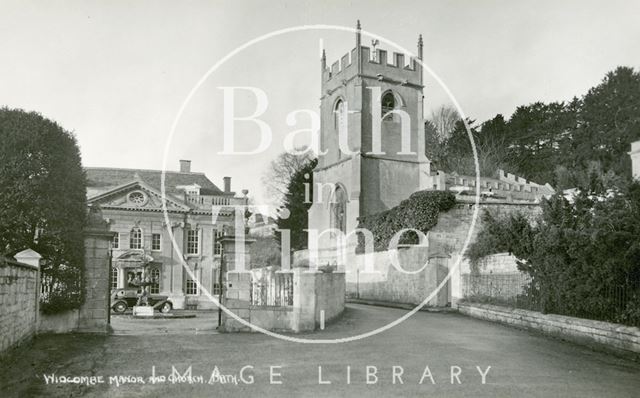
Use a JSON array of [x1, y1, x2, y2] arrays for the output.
[[356, 190, 456, 253]]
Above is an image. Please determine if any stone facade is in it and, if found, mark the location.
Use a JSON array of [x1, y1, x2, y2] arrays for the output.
[[86, 161, 247, 310], [0, 250, 40, 355]]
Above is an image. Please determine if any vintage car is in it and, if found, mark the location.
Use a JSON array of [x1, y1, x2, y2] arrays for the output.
[[110, 288, 173, 314]]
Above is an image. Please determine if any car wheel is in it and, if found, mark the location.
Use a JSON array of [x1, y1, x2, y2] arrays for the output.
[[159, 302, 172, 313], [113, 302, 127, 313]]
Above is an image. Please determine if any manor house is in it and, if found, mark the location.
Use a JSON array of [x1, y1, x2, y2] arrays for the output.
[[86, 160, 246, 309]]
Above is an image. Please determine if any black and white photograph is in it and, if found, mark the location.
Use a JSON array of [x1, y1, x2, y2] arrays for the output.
[[1, 1, 640, 397]]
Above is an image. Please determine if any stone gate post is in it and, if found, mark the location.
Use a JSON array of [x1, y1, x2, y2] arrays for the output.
[[78, 207, 115, 333], [218, 235, 254, 332]]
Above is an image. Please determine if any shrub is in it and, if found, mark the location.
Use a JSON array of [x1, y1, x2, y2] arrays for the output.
[[465, 182, 640, 326], [465, 210, 534, 271]]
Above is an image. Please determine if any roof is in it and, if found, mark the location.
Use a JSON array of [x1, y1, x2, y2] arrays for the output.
[[85, 167, 226, 197]]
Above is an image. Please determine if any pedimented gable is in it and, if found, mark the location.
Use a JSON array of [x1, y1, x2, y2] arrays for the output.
[[87, 180, 190, 212]]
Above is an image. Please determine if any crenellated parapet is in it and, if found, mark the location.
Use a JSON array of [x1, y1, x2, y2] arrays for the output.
[[433, 170, 555, 203], [321, 21, 423, 94], [322, 47, 420, 78]]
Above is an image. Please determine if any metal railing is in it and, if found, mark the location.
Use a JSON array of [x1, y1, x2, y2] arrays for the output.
[[462, 273, 640, 327], [250, 271, 294, 307], [462, 273, 531, 300]]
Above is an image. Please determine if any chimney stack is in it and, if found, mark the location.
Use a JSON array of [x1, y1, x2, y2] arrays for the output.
[[179, 160, 191, 173], [223, 176, 231, 193]]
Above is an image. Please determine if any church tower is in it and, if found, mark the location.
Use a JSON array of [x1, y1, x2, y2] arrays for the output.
[[307, 21, 431, 264]]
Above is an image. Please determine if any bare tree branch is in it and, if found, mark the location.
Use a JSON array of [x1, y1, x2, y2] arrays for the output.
[[261, 150, 314, 205]]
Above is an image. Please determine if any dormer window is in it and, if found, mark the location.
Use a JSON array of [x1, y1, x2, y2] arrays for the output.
[[178, 184, 201, 196]]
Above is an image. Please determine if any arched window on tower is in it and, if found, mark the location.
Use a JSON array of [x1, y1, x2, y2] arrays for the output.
[[381, 91, 396, 121], [334, 99, 346, 160], [330, 185, 348, 233], [334, 99, 345, 130]]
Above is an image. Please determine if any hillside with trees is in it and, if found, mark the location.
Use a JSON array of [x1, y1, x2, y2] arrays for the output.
[[426, 66, 640, 189], [458, 67, 640, 326]]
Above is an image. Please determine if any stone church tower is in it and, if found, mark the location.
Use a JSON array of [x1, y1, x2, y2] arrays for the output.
[[307, 22, 432, 265]]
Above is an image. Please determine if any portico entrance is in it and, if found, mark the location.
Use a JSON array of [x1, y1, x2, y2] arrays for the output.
[[109, 250, 169, 314]]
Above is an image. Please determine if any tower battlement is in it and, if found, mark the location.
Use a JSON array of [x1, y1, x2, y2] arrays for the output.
[[321, 21, 423, 91], [322, 46, 420, 81]]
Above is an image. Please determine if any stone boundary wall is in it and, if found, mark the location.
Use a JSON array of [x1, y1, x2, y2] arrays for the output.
[[221, 269, 345, 333], [0, 255, 39, 355], [348, 246, 450, 307], [458, 302, 640, 358], [467, 252, 520, 274], [455, 252, 529, 304], [1, 214, 113, 356]]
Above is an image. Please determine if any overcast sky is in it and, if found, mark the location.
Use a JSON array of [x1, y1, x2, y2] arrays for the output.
[[1, 0, 639, 204]]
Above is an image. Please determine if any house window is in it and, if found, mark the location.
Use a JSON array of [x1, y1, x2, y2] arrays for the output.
[[112, 233, 120, 249], [111, 267, 119, 289], [152, 233, 161, 251], [150, 268, 160, 294], [381, 91, 395, 120], [185, 275, 198, 295], [187, 229, 199, 255], [214, 230, 223, 255], [130, 227, 142, 249], [330, 186, 348, 233]]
